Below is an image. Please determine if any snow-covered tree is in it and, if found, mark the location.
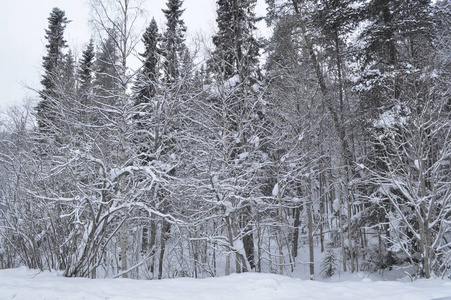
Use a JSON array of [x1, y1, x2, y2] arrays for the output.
[[368, 99, 451, 278], [161, 0, 187, 83], [77, 39, 95, 105], [133, 18, 160, 105], [36, 7, 70, 134], [321, 245, 338, 278], [209, 0, 260, 81]]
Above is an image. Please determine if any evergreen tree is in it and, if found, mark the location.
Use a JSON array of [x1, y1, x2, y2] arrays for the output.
[[357, 0, 435, 114], [180, 47, 194, 85], [209, 0, 261, 82], [133, 18, 160, 104], [77, 39, 95, 104], [201, 0, 264, 273], [94, 31, 120, 106], [61, 50, 76, 96], [320, 245, 338, 278], [161, 0, 187, 83], [74, 39, 96, 131], [36, 7, 70, 133], [132, 19, 161, 166]]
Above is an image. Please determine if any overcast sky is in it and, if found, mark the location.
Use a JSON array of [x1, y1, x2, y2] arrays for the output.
[[0, 0, 267, 111]]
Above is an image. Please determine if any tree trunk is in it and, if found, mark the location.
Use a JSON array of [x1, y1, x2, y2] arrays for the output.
[[338, 186, 347, 272], [319, 174, 325, 253], [149, 218, 157, 274], [242, 208, 255, 269], [345, 186, 355, 273], [225, 215, 234, 275], [307, 176, 315, 280], [277, 160, 284, 275], [158, 220, 171, 280], [142, 225, 148, 254], [120, 221, 128, 278], [292, 207, 301, 258]]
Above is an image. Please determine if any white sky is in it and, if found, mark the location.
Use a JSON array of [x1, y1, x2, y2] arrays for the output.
[[0, 0, 268, 110]]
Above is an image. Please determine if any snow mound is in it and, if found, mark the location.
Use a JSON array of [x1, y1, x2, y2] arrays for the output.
[[1, 267, 451, 300], [253, 278, 279, 290]]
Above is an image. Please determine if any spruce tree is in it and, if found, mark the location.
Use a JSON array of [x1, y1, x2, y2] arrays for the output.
[[205, 0, 263, 272], [77, 39, 95, 103], [132, 19, 161, 165], [209, 0, 260, 82], [320, 245, 338, 278], [61, 50, 76, 96], [139, 1, 187, 279], [94, 31, 120, 106], [75, 39, 96, 127], [133, 18, 160, 104], [358, 0, 435, 113], [161, 0, 187, 83], [36, 7, 70, 133]]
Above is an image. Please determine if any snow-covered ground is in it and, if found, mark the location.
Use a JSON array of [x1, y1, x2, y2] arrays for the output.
[[1, 267, 451, 300]]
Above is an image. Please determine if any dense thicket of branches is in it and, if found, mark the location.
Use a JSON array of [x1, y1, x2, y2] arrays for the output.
[[0, 0, 450, 280]]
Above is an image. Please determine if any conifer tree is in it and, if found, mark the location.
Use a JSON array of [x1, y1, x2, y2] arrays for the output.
[[133, 18, 160, 104], [320, 245, 338, 278], [161, 0, 187, 83], [94, 32, 120, 106], [74, 40, 96, 131], [358, 0, 435, 114], [77, 39, 95, 103], [209, 0, 260, 81], [203, 0, 264, 273], [132, 18, 161, 166], [36, 7, 70, 133], [61, 50, 76, 96]]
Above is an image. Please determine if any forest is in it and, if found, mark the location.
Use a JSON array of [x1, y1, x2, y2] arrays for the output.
[[0, 0, 450, 281]]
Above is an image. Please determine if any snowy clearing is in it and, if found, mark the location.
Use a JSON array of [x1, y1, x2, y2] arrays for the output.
[[1, 267, 451, 300]]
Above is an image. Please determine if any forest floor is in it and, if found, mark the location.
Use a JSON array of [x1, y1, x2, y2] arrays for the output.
[[1, 267, 451, 300]]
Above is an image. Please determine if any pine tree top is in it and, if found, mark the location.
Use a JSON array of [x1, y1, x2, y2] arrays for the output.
[[44, 7, 70, 51], [40, 7, 70, 95]]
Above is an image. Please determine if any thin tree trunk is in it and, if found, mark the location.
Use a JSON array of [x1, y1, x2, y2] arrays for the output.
[[142, 226, 148, 254], [277, 159, 284, 275], [225, 215, 235, 275], [345, 186, 355, 273], [120, 221, 128, 278], [338, 186, 347, 272], [292, 207, 301, 258], [319, 174, 325, 253], [158, 220, 170, 280], [242, 208, 255, 269], [257, 215, 262, 272], [213, 221, 217, 276], [418, 156, 431, 278], [149, 218, 157, 274], [307, 175, 315, 280]]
